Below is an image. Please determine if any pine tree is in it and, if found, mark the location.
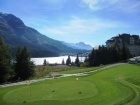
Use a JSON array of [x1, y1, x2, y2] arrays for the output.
[[121, 43, 131, 61], [62, 59, 65, 65], [43, 59, 47, 66], [0, 38, 12, 83], [87, 45, 121, 67], [88, 49, 95, 66], [66, 55, 71, 65], [14, 46, 35, 80], [75, 55, 80, 66], [113, 40, 122, 61]]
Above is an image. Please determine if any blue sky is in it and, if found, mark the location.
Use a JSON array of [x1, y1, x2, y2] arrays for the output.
[[0, 0, 140, 46]]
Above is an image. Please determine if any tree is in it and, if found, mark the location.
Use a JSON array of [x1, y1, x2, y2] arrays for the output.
[[62, 59, 65, 65], [75, 55, 80, 66], [112, 41, 122, 62], [14, 46, 35, 80], [121, 43, 131, 61], [0, 38, 12, 83], [43, 59, 49, 66], [88, 49, 95, 66], [83, 56, 89, 67], [87, 45, 123, 67], [43, 59, 47, 66], [66, 55, 71, 65]]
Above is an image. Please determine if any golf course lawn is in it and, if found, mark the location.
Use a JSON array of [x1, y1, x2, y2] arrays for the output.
[[0, 63, 140, 105]]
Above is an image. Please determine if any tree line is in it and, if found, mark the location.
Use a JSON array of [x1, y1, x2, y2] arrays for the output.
[[61, 42, 131, 67], [0, 38, 35, 83], [65, 55, 80, 66], [42, 54, 80, 67], [85, 42, 131, 66]]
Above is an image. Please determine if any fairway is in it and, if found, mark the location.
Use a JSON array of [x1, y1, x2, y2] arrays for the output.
[[0, 63, 140, 105]]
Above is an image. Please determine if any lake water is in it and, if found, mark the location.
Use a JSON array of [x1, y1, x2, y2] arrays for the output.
[[31, 56, 86, 65]]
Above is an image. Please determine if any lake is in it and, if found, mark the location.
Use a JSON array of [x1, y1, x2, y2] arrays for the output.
[[31, 56, 86, 65]]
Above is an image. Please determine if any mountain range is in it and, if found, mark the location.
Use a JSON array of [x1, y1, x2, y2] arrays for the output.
[[0, 12, 91, 57], [62, 42, 93, 50]]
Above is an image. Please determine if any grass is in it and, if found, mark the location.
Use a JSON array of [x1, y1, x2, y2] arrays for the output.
[[34, 65, 80, 78], [0, 63, 140, 105], [34, 64, 105, 78], [59, 65, 105, 74]]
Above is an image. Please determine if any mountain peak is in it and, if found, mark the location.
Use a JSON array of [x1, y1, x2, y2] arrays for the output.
[[62, 41, 93, 50], [76, 42, 85, 44], [0, 12, 7, 16]]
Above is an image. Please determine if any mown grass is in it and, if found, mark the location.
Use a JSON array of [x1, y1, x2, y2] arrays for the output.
[[0, 63, 140, 105]]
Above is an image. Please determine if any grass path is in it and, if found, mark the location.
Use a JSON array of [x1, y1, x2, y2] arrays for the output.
[[0, 63, 140, 105]]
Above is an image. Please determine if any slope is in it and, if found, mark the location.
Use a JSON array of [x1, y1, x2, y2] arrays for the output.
[[0, 12, 82, 57]]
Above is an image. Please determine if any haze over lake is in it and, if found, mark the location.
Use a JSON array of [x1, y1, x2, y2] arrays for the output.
[[31, 56, 86, 65]]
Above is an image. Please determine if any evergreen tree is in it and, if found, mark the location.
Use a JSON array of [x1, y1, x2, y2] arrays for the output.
[[113, 40, 122, 61], [75, 55, 80, 66], [121, 43, 131, 61], [87, 45, 122, 67], [88, 49, 95, 66], [14, 46, 35, 80], [84, 56, 89, 67], [0, 38, 12, 83], [94, 50, 100, 66], [66, 55, 71, 65], [62, 59, 65, 65], [43, 59, 47, 66], [84, 56, 88, 62]]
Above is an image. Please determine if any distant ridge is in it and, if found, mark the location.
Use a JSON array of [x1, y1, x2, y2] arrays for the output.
[[0, 12, 84, 57], [62, 41, 93, 50]]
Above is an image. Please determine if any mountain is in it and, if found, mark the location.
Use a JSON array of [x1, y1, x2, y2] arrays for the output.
[[62, 42, 93, 50], [0, 12, 83, 57]]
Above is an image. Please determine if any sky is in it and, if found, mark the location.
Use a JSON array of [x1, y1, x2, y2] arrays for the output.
[[0, 0, 140, 47]]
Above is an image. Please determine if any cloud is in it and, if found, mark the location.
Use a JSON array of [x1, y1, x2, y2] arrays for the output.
[[81, 0, 118, 11], [0, 0, 66, 16], [115, 0, 140, 13], [38, 17, 128, 37], [39, 18, 93, 36], [81, 0, 102, 11], [81, 0, 140, 13]]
